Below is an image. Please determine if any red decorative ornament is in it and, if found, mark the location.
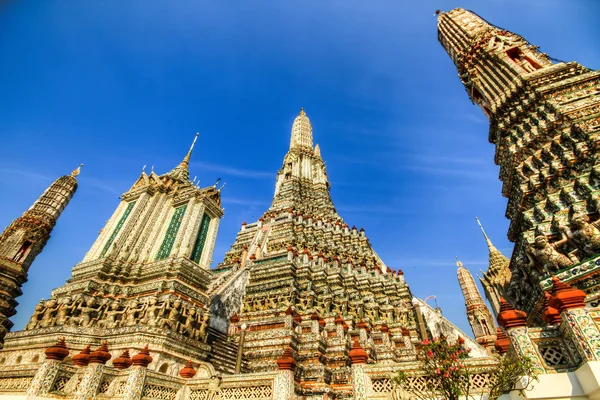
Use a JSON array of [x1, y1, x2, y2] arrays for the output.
[[494, 328, 510, 355], [113, 349, 133, 370], [179, 360, 197, 378], [73, 344, 91, 367], [132, 345, 153, 367], [497, 298, 528, 329], [542, 292, 561, 325], [348, 340, 368, 364], [276, 347, 296, 371], [45, 337, 70, 361], [89, 341, 112, 365], [549, 276, 586, 313]]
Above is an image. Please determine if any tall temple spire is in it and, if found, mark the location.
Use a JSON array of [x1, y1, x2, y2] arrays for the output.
[[214, 109, 434, 390], [456, 257, 497, 355], [272, 109, 333, 213], [438, 8, 600, 323], [164, 132, 199, 182], [0, 169, 79, 347]]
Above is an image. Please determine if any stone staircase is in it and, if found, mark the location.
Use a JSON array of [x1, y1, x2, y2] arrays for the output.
[[206, 327, 249, 374]]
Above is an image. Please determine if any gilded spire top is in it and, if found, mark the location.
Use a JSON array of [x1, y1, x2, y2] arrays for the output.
[[182, 132, 200, 166], [164, 132, 199, 182], [456, 256, 464, 269], [71, 163, 84, 178], [475, 216, 495, 251], [290, 108, 313, 150]]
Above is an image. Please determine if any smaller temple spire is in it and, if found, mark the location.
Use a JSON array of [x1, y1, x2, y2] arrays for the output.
[[164, 132, 199, 182], [456, 258, 497, 355], [475, 217, 511, 318]]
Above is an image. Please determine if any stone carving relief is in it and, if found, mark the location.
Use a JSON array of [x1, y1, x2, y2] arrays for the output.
[[24, 294, 211, 343]]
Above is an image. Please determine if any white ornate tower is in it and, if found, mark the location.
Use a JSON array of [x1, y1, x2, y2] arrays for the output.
[[80, 133, 222, 271], [1, 134, 233, 375], [457, 257, 497, 355]]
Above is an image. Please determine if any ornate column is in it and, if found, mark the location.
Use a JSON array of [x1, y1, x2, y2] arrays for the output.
[[27, 338, 70, 396], [550, 277, 600, 361], [274, 347, 296, 400], [122, 345, 153, 400], [75, 342, 111, 400], [497, 298, 545, 374], [349, 340, 371, 400]]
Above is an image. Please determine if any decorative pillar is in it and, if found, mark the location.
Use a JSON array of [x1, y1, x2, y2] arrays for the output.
[[550, 277, 600, 361], [274, 348, 296, 400], [496, 298, 545, 374], [349, 340, 371, 400], [27, 337, 70, 396], [122, 345, 153, 400], [75, 341, 112, 400]]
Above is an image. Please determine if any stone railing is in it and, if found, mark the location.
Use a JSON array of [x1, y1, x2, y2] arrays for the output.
[[10, 341, 283, 400]]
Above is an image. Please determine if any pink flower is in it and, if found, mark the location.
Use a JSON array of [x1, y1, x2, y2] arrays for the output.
[[422, 339, 430, 345], [443, 373, 450, 378], [435, 368, 441, 375], [427, 350, 433, 357], [467, 347, 472, 352]]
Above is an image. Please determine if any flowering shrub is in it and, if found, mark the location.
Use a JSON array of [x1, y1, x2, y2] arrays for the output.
[[393, 336, 537, 400]]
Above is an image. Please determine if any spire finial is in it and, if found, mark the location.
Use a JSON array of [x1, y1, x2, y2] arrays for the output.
[[475, 216, 494, 250], [71, 163, 84, 178], [299, 107, 306, 116], [163, 133, 199, 181], [182, 132, 200, 165], [456, 256, 463, 268]]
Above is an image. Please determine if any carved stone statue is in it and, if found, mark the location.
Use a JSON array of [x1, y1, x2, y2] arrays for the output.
[[39, 299, 58, 328], [563, 213, 600, 257], [162, 298, 182, 331], [181, 307, 198, 337], [97, 300, 125, 329], [124, 299, 147, 327], [526, 234, 573, 274], [54, 297, 77, 326], [79, 297, 99, 328], [141, 296, 164, 327], [25, 301, 45, 330], [197, 312, 210, 343]]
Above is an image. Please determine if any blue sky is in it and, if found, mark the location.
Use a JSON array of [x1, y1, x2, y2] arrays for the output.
[[1, 1, 598, 335]]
